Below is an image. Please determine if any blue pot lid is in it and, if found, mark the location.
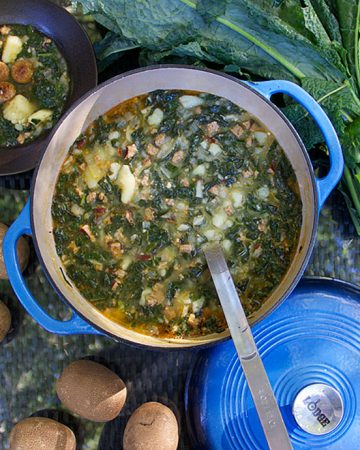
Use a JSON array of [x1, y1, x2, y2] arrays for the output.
[[186, 278, 360, 450]]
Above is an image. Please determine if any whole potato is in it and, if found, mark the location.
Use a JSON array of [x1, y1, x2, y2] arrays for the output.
[[0, 301, 11, 343], [9, 417, 76, 450], [123, 402, 179, 450], [0, 223, 30, 280], [56, 359, 127, 422]]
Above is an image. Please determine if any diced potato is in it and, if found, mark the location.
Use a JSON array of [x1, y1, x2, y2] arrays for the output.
[[93, 141, 116, 159], [3, 95, 36, 125], [108, 131, 120, 140], [231, 190, 244, 208], [174, 201, 188, 211], [175, 135, 189, 150], [140, 288, 152, 306], [179, 95, 204, 109], [192, 164, 206, 176], [70, 204, 85, 217], [204, 228, 221, 241], [117, 165, 136, 204], [83, 164, 106, 189], [195, 180, 203, 198], [121, 255, 133, 270], [109, 162, 121, 180], [2, 35, 23, 63], [182, 305, 189, 317], [83, 144, 115, 189], [28, 109, 53, 125], [212, 210, 228, 229], [193, 215, 204, 226], [177, 224, 190, 231], [147, 108, 163, 126], [158, 246, 178, 262], [173, 290, 192, 311], [257, 186, 270, 199], [208, 143, 222, 156], [192, 297, 205, 314], [224, 114, 240, 121], [254, 131, 268, 146], [222, 239, 232, 252]]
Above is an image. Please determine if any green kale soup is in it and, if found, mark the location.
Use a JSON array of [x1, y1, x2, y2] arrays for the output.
[[52, 90, 302, 339], [0, 24, 70, 148]]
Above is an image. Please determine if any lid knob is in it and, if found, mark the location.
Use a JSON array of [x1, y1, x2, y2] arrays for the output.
[[292, 383, 343, 435]]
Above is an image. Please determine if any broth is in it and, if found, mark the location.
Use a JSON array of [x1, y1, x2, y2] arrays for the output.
[[52, 90, 302, 338]]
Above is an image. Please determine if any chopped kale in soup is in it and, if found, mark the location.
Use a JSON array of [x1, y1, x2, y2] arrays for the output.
[[52, 90, 302, 338], [0, 24, 69, 148]]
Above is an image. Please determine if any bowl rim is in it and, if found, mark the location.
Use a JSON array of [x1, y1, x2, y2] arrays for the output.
[[29, 65, 319, 349], [0, 0, 98, 176]]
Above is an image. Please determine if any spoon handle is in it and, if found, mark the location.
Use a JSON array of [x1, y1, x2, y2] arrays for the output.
[[204, 245, 293, 450]]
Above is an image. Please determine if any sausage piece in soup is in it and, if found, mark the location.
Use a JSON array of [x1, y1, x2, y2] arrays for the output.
[[52, 90, 302, 339]]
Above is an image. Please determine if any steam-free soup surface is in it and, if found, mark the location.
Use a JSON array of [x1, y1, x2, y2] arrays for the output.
[[52, 90, 302, 338], [0, 24, 69, 148]]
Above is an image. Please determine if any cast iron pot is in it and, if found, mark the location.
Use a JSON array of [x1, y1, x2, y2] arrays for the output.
[[0, 0, 97, 175], [3, 66, 344, 348]]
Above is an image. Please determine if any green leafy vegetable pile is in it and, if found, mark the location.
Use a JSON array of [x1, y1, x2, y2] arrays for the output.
[[74, 0, 360, 234]]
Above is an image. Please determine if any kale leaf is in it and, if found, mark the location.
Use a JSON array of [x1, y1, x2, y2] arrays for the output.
[[74, 0, 360, 233]]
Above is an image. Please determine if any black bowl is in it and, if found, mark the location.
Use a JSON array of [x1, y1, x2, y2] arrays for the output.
[[0, 0, 97, 175]]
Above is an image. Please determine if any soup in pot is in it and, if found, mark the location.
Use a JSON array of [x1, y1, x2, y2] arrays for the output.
[[52, 90, 302, 338]]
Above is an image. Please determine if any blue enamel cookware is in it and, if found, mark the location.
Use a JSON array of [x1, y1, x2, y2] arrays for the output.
[[185, 278, 360, 449], [2, 66, 343, 348]]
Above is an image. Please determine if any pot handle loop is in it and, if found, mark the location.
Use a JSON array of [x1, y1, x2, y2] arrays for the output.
[[3, 200, 103, 336], [247, 80, 344, 208]]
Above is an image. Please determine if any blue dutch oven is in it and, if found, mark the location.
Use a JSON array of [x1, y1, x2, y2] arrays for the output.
[[2, 66, 344, 348]]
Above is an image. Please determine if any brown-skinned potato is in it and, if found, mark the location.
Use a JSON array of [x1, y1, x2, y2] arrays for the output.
[[0, 301, 11, 343], [9, 417, 76, 450], [123, 402, 179, 450], [0, 223, 30, 279], [56, 360, 127, 422]]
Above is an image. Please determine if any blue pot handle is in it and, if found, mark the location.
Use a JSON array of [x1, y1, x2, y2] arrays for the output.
[[3, 200, 103, 336], [247, 80, 344, 208]]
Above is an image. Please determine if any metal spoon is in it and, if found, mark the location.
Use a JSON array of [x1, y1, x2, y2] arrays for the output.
[[204, 244, 293, 450]]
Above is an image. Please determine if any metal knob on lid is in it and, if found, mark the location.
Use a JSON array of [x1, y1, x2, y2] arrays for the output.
[[292, 384, 344, 435]]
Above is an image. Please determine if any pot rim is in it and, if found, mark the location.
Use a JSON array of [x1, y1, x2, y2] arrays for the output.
[[29, 65, 319, 349]]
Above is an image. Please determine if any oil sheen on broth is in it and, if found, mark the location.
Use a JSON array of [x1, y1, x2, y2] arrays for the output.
[[52, 90, 302, 339]]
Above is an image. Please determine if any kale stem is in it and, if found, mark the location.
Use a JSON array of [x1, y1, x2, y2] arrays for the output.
[[179, 0, 306, 80], [316, 81, 348, 104], [216, 17, 306, 79], [341, 110, 353, 122], [344, 164, 360, 217], [289, 81, 354, 126], [348, 83, 360, 109], [355, 1, 360, 93]]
